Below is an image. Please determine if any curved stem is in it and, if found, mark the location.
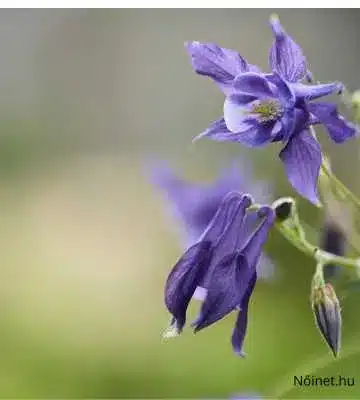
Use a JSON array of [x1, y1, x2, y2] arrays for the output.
[[252, 200, 360, 270], [320, 162, 360, 211], [276, 220, 359, 270], [309, 125, 360, 210]]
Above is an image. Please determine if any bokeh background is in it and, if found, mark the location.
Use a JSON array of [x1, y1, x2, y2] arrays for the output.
[[1, 8, 360, 399]]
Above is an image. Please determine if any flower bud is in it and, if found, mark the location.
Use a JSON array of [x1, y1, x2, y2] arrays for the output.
[[311, 283, 341, 357]]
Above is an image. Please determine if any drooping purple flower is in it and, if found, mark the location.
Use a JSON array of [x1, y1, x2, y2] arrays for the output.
[[163, 192, 275, 356], [151, 161, 274, 280], [186, 15, 357, 205]]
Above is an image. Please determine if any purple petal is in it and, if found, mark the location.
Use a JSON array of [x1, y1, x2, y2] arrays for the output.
[[185, 41, 250, 94], [265, 73, 295, 106], [165, 240, 213, 332], [228, 93, 258, 105], [269, 15, 307, 83], [279, 129, 322, 205], [234, 124, 275, 147], [241, 206, 275, 268], [292, 82, 343, 101], [194, 118, 272, 147], [232, 72, 275, 98], [236, 212, 275, 280], [270, 110, 295, 143], [256, 253, 276, 280], [209, 194, 253, 262], [231, 272, 257, 356], [192, 285, 208, 301], [197, 194, 253, 292], [308, 102, 357, 143], [200, 192, 247, 243], [193, 118, 232, 142], [224, 97, 255, 133], [193, 252, 252, 331]]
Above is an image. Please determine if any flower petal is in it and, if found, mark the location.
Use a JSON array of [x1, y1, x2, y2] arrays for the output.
[[256, 253, 276, 280], [233, 72, 275, 98], [271, 110, 296, 143], [279, 129, 322, 205], [234, 124, 275, 147], [185, 41, 250, 94], [193, 118, 232, 142], [265, 73, 295, 106], [235, 211, 276, 280], [196, 193, 253, 292], [164, 240, 213, 332], [308, 102, 357, 143], [210, 194, 253, 261], [193, 252, 252, 331], [231, 272, 257, 356], [241, 206, 275, 268], [199, 191, 246, 243], [224, 97, 255, 133], [194, 118, 273, 147], [292, 82, 343, 101], [268, 15, 308, 83]]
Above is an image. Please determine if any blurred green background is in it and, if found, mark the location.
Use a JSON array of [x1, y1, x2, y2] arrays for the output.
[[1, 8, 360, 399]]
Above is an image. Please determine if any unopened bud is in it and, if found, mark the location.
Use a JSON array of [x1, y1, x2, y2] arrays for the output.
[[311, 283, 341, 357]]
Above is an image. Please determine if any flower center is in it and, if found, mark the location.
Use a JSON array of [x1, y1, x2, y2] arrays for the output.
[[250, 99, 283, 123]]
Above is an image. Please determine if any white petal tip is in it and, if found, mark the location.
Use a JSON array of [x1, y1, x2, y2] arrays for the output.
[[269, 13, 279, 23], [162, 327, 180, 340], [192, 134, 204, 143], [234, 350, 247, 358]]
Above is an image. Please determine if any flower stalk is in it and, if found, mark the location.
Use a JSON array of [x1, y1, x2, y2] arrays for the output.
[[252, 198, 360, 271]]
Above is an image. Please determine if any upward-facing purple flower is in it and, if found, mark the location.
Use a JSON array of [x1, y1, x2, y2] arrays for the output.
[[163, 192, 275, 356], [186, 15, 357, 205], [151, 161, 274, 279]]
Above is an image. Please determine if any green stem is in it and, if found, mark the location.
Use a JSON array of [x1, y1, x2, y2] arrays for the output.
[[309, 125, 360, 210], [277, 220, 359, 270], [251, 200, 360, 270], [320, 161, 360, 210]]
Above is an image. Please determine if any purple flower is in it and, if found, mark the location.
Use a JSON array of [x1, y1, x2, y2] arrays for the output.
[[163, 192, 275, 356], [186, 15, 357, 205], [151, 161, 274, 280]]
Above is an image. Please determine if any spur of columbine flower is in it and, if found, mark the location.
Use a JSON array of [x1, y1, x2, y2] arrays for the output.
[[151, 161, 274, 279], [186, 15, 357, 205], [163, 192, 275, 356]]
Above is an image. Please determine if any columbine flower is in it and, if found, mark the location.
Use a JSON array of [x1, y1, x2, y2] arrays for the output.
[[186, 15, 357, 205], [151, 161, 274, 279], [164, 192, 275, 356]]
